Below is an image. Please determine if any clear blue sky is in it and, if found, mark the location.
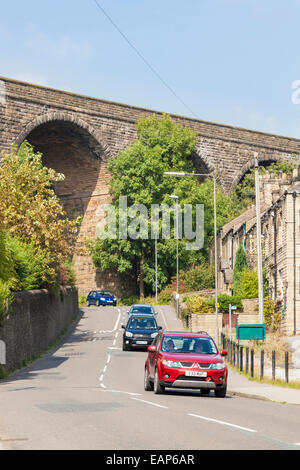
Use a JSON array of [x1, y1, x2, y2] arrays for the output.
[[1, 0, 300, 138]]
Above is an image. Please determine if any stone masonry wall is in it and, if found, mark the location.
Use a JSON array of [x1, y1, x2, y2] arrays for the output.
[[1, 77, 300, 191], [0, 287, 78, 372]]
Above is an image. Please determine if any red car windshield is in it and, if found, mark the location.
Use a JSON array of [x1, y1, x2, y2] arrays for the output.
[[161, 336, 218, 354]]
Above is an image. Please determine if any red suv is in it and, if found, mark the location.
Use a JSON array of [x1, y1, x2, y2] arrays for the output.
[[144, 331, 228, 397]]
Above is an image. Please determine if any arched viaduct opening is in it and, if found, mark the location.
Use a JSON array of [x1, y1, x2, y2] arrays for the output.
[[16, 115, 128, 296]]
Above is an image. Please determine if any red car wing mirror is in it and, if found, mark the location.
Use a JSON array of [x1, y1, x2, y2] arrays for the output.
[[220, 350, 228, 357], [147, 345, 156, 353]]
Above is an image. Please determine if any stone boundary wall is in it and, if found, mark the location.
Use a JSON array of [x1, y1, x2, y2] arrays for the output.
[[190, 314, 222, 341], [0, 287, 78, 372], [187, 298, 260, 341]]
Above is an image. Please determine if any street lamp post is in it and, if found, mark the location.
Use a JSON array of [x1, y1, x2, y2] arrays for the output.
[[164, 172, 219, 343], [155, 238, 158, 303], [254, 155, 264, 324], [169, 194, 179, 318]]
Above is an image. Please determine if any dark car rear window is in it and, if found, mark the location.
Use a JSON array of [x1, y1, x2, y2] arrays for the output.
[[130, 306, 153, 314]]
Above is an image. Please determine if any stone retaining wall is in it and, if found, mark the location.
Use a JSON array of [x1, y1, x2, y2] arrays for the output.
[[0, 287, 78, 372]]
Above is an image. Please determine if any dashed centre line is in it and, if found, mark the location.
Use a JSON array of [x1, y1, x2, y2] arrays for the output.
[[188, 413, 257, 433], [99, 308, 121, 389], [131, 397, 168, 409]]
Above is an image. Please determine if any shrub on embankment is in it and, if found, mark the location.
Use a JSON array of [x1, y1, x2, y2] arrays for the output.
[[0, 143, 79, 320]]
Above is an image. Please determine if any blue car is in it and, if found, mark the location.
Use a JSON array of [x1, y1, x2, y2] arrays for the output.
[[86, 290, 117, 307]]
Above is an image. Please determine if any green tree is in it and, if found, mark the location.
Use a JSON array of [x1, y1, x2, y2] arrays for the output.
[[0, 142, 78, 263], [89, 114, 235, 296], [233, 245, 248, 295], [0, 144, 78, 295]]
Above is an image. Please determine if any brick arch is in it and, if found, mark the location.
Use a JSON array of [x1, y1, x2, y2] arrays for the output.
[[194, 143, 216, 175], [14, 111, 112, 161], [229, 153, 283, 191]]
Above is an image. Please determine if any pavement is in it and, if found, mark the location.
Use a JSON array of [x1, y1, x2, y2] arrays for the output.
[[169, 306, 300, 406], [225, 335, 300, 405], [227, 366, 300, 405]]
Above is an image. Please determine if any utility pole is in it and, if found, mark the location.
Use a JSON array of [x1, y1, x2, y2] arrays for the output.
[[254, 155, 264, 324], [155, 238, 158, 303], [169, 194, 179, 318], [213, 175, 219, 345]]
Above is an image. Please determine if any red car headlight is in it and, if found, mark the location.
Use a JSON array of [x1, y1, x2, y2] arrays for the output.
[[210, 362, 225, 370], [162, 359, 181, 368]]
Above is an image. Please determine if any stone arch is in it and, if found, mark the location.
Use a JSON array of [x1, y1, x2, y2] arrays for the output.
[[190, 146, 216, 182], [194, 143, 216, 175], [15, 111, 112, 161], [229, 153, 286, 191], [14, 111, 116, 296]]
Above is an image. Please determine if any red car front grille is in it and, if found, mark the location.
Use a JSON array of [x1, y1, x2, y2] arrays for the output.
[[180, 362, 212, 369]]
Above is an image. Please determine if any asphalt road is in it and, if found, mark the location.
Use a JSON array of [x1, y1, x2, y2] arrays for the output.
[[0, 305, 300, 450]]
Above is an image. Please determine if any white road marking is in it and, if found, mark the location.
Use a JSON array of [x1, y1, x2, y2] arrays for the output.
[[100, 389, 142, 396], [158, 307, 168, 330], [131, 397, 168, 409], [188, 414, 257, 433], [113, 309, 121, 332], [99, 308, 121, 389]]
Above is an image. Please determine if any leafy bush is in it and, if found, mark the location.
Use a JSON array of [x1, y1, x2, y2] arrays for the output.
[[6, 235, 57, 290], [0, 230, 18, 289], [185, 295, 214, 314], [58, 261, 77, 287], [158, 289, 172, 305], [118, 296, 140, 307], [157, 276, 188, 305], [0, 279, 12, 320], [182, 263, 215, 291], [207, 294, 243, 313], [233, 245, 248, 294], [263, 297, 281, 332], [0, 143, 78, 263], [235, 269, 258, 299], [79, 294, 87, 306]]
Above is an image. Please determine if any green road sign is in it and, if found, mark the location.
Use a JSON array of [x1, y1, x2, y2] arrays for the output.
[[236, 324, 266, 340]]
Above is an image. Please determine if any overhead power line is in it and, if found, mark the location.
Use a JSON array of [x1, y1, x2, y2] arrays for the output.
[[92, 0, 199, 119]]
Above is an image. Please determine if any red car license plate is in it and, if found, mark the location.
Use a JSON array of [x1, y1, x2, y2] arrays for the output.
[[185, 371, 207, 377]]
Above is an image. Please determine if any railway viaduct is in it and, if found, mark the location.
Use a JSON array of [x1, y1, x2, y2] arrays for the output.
[[1, 76, 300, 295]]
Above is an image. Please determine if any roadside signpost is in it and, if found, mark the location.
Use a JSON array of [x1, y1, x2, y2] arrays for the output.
[[236, 324, 266, 342], [229, 305, 237, 341]]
